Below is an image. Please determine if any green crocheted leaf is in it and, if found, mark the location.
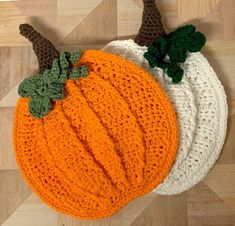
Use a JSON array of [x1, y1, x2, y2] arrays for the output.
[[68, 65, 88, 80], [144, 52, 158, 68], [78, 65, 89, 77], [34, 76, 45, 87], [19, 49, 89, 118], [29, 96, 52, 119], [186, 32, 206, 52], [168, 43, 187, 63], [151, 36, 167, 58], [157, 60, 170, 69], [35, 84, 49, 97], [68, 68, 79, 80], [43, 60, 60, 84], [55, 70, 68, 84], [47, 83, 65, 101], [144, 24, 206, 84], [148, 45, 160, 57], [170, 24, 196, 40], [42, 69, 52, 82], [167, 63, 184, 84], [59, 52, 70, 70], [70, 49, 82, 64], [18, 76, 40, 98]]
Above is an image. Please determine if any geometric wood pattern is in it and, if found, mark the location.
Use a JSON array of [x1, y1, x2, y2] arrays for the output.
[[0, 0, 235, 225], [0, 170, 32, 226]]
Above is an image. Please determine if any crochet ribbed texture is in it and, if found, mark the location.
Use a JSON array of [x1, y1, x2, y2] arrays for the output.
[[134, 0, 166, 46], [157, 52, 227, 194], [103, 40, 197, 171], [19, 24, 59, 73], [103, 39, 227, 194], [13, 50, 179, 218], [18, 50, 89, 118]]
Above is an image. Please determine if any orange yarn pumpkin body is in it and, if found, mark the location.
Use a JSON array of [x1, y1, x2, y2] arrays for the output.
[[13, 50, 178, 219]]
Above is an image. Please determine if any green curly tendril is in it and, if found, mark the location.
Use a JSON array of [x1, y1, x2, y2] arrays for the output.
[[144, 24, 206, 84], [18, 49, 89, 119]]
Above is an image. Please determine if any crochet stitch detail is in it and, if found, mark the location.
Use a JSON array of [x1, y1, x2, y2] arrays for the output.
[[19, 24, 59, 72], [18, 49, 89, 118], [134, 0, 166, 46], [13, 50, 179, 218], [103, 39, 197, 187], [144, 24, 206, 83], [156, 52, 228, 194], [103, 39, 227, 195]]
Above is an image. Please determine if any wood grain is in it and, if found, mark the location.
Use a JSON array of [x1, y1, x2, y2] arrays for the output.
[[0, 0, 235, 225]]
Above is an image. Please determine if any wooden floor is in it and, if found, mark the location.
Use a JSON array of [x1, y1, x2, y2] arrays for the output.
[[0, 0, 235, 225]]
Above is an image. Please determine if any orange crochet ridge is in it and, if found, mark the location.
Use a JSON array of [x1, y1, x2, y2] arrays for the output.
[[13, 50, 179, 219]]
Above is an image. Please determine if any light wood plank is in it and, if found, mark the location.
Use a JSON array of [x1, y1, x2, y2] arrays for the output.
[[0, 2, 27, 46], [0, 170, 32, 225], [187, 183, 235, 226], [2, 192, 157, 226], [0, 108, 17, 169], [117, 0, 142, 38], [2, 194, 57, 226], [13, 0, 57, 43], [132, 193, 188, 226], [178, 0, 221, 23], [61, 0, 117, 45], [218, 114, 235, 164], [0, 0, 235, 225], [57, 0, 102, 41], [204, 164, 235, 211]]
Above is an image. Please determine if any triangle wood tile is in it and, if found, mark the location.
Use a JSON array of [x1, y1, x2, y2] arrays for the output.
[[60, 0, 117, 45], [13, 0, 58, 43], [57, 0, 103, 42], [0, 2, 28, 46], [204, 164, 235, 211], [0, 170, 32, 225], [218, 114, 235, 164], [0, 108, 17, 169], [187, 183, 235, 226], [0, 0, 235, 225], [0, 46, 38, 100], [132, 193, 188, 226]]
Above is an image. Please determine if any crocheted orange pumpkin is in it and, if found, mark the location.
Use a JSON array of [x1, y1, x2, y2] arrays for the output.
[[13, 24, 179, 219]]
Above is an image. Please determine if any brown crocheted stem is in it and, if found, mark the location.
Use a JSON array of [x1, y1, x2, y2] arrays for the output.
[[142, 0, 157, 6], [134, 0, 166, 47], [19, 24, 59, 73]]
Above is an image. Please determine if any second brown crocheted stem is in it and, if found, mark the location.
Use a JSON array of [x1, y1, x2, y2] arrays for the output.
[[19, 24, 59, 73], [134, 0, 166, 47]]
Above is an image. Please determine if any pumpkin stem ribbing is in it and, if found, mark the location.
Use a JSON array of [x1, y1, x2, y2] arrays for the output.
[[134, 0, 166, 47], [19, 24, 59, 73]]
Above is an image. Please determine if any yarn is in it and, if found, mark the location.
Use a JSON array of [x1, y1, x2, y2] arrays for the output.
[[19, 24, 59, 73], [144, 24, 206, 83], [18, 49, 88, 118], [103, 39, 197, 179], [167, 63, 183, 84], [168, 25, 206, 57], [103, 39, 227, 195], [156, 52, 227, 194], [102, 0, 226, 195], [13, 50, 179, 218], [134, 0, 166, 46], [168, 43, 187, 63]]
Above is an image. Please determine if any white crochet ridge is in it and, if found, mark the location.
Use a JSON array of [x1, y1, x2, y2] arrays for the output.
[[103, 40, 197, 170], [103, 39, 228, 195]]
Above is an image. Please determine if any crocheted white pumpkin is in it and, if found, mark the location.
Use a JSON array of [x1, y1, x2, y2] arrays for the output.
[[103, 0, 227, 194]]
